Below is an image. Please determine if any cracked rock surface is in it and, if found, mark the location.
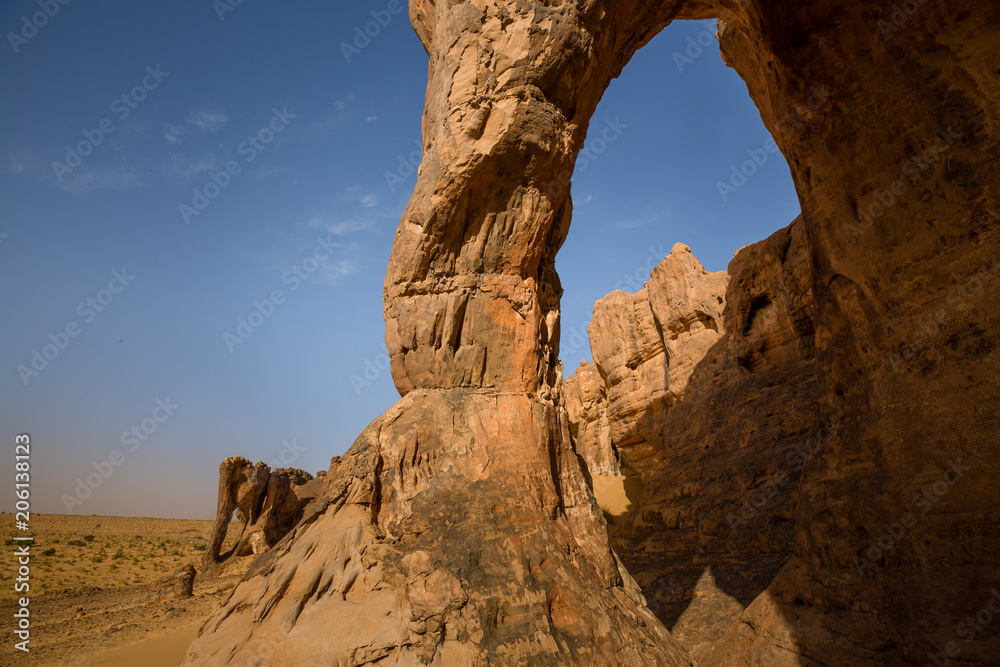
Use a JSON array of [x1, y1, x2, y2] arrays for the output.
[[185, 0, 1000, 664]]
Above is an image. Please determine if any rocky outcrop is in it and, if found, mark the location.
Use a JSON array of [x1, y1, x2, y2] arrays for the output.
[[186, 1, 1000, 665], [202, 457, 323, 571], [563, 361, 616, 475], [567, 219, 820, 658], [148, 564, 196, 602], [184, 393, 689, 666], [578, 243, 728, 472]]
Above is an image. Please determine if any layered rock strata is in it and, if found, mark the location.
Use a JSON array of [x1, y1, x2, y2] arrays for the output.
[[567, 219, 819, 658]]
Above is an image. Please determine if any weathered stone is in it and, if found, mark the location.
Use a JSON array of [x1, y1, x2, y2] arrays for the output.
[[148, 563, 195, 602], [184, 391, 689, 665], [568, 219, 819, 659], [564, 360, 616, 476], [203, 457, 320, 570], [585, 244, 728, 469], [186, 1, 1000, 664], [203, 457, 269, 569]]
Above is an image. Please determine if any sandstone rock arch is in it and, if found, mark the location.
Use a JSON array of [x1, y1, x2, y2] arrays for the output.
[[184, 2, 1000, 664]]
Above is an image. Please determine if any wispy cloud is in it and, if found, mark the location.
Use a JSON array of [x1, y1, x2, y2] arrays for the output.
[[163, 123, 185, 145], [163, 153, 219, 179], [186, 110, 229, 132], [319, 257, 360, 285], [252, 162, 289, 180], [58, 167, 140, 195], [7, 158, 28, 174], [6, 152, 44, 175], [366, 116, 378, 122], [613, 209, 667, 230], [360, 195, 377, 208], [306, 216, 372, 236]]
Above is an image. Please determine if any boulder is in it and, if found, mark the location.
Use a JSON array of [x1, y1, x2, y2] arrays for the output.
[[148, 563, 195, 602]]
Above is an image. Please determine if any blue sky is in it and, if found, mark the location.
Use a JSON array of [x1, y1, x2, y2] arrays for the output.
[[0, 2, 799, 519]]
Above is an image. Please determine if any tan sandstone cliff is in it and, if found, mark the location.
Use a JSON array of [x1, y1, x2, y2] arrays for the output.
[[185, 1, 1000, 665], [567, 218, 821, 659]]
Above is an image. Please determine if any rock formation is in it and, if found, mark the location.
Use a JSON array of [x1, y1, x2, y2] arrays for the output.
[[563, 361, 617, 476], [186, 1, 1000, 665], [148, 563, 196, 602], [203, 457, 323, 571], [566, 219, 821, 658]]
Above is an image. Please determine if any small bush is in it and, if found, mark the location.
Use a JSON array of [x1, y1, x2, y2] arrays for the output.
[[83, 535, 95, 542], [42, 548, 56, 556], [68, 539, 86, 547]]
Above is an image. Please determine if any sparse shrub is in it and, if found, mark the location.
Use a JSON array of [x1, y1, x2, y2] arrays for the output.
[[68, 539, 86, 547], [112, 549, 124, 559], [42, 548, 56, 556], [192, 541, 207, 551], [83, 535, 95, 542]]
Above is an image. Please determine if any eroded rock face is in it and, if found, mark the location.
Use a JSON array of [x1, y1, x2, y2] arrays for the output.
[[567, 219, 820, 658], [564, 360, 616, 476], [186, 0, 1000, 664], [184, 392, 689, 666], [590, 244, 728, 470], [148, 563, 196, 602], [705, 6, 1000, 665], [203, 457, 321, 571]]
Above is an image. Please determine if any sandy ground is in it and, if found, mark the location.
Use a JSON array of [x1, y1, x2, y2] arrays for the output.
[[87, 623, 201, 666], [0, 514, 243, 666], [592, 474, 645, 531], [1, 484, 642, 666]]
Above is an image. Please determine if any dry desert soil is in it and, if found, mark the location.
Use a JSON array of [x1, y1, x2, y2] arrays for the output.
[[0, 513, 244, 666]]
